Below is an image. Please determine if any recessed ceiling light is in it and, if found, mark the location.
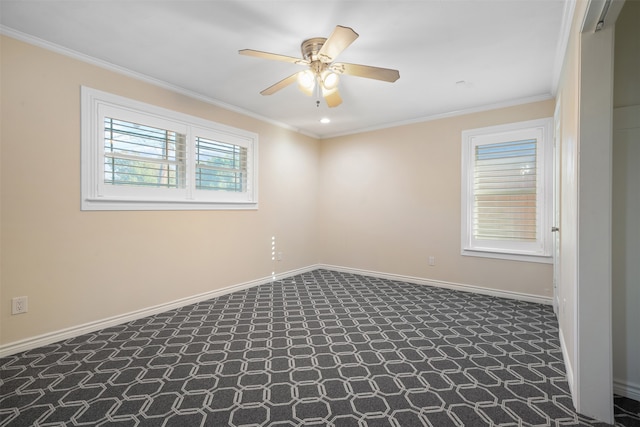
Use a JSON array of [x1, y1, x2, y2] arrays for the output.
[[320, 117, 331, 124]]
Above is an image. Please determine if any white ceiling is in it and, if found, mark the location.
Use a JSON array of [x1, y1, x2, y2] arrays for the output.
[[0, 0, 570, 138]]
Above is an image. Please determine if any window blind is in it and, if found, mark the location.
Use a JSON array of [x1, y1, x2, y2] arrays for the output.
[[473, 139, 537, 241], [104, 118, 186, 188], [195, 136, 247, 192]]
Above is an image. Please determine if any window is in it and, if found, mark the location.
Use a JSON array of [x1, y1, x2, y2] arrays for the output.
[[81, 87, 257, 210], [195, 136, 247, 192], [461, 118, 552, 263], [103, 118, 186, 189]]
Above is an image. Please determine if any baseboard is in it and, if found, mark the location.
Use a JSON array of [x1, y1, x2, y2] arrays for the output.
[[0, 265, 319, 358], [318, 264, 554, 305], [614, 379, 640, 402], [558, 326, 577, 407], [0, 263, 553, 358]]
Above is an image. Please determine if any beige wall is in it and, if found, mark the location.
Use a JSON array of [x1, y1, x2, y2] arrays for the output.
[[1, 34, 557, 350], [0, 36, 320, 345], [318, 101, 555, 296]]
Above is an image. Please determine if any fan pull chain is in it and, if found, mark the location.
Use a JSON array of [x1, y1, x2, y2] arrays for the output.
[[315, 75, 321, 107]]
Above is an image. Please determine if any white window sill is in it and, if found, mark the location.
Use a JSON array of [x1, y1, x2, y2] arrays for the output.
[[82, 197, 258, 211], [462, 249, 553, 264]]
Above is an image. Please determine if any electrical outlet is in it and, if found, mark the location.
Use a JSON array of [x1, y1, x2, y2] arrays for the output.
[[12, 296, 28, 315], [428, 256, 435, 266], [277, 252, 283, 261]]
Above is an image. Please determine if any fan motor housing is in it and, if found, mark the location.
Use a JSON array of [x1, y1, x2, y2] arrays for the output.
[[301, 37, 327, 62]]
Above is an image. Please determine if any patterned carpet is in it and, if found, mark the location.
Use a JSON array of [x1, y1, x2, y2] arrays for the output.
[[1, 269, 638, 426]]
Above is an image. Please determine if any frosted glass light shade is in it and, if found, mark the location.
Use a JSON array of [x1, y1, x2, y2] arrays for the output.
[[322, 71, 339, 90], [298, 70, 315, 88]]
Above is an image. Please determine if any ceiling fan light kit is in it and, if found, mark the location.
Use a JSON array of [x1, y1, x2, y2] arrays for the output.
[[321, 70, 339, 90], [297, 70, 315, 95], [239, 25, 400, 108]]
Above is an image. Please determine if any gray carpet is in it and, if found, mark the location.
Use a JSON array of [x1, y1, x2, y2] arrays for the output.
[[1, 269, 638, 426]]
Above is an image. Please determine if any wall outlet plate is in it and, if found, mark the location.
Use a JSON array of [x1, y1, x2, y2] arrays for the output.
[[12, 296, 28, 315]]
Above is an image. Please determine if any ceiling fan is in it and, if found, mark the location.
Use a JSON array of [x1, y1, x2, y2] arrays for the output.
[[239, 25, 400, 108]]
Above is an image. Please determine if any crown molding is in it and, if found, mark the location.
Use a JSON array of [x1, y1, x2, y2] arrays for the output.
[[551, 0, 577, 94], [0, 26, 319, 139], [320, 93, 555, 139], [2, 25, 556, 142]]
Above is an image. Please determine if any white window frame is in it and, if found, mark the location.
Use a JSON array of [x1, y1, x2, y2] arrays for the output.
[[81, 87, 258, 210], [461, 118, 553, 263]]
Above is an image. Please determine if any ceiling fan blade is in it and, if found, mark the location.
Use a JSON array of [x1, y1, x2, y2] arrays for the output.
[[317, 25, 359, 63], [239, 49, 308, 65], [332, 62, 400, 82], [260, 73, 299, 96], [322, 87, 342, 108]]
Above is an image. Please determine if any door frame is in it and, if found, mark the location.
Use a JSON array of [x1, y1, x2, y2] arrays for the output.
[[552, 96, 562, 315]]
